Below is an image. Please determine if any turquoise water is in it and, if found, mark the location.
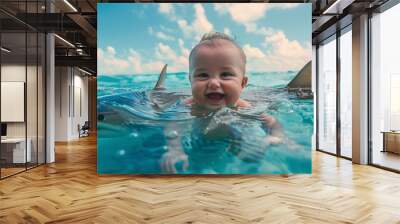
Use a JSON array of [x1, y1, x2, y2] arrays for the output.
[[97, 72, 313, 174]]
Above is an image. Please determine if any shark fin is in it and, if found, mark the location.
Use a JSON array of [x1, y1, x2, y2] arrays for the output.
[[154, 64, 167, 90]]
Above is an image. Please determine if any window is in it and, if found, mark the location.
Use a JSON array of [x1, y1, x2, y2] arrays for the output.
[[318, 35, 337, 154], [340, 27, 352, 158], [371, 3, 400, 171]]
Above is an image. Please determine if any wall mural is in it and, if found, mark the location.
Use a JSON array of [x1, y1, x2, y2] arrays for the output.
[[97, 3, 313, 174]]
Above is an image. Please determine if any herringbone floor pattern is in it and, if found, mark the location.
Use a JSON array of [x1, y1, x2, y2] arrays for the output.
[[1, 134, 400, 223]]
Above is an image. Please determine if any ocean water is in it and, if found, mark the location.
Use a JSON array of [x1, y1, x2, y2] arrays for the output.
[[97, 72, 313, 174]]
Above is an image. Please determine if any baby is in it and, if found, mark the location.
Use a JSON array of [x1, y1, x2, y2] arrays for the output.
[[161, 32, 284, 173]]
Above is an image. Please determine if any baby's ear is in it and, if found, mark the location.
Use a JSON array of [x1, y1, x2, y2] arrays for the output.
[[241, 76, 248, 88]]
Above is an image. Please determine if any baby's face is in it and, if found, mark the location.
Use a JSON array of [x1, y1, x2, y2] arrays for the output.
[[189, 40, 247, 110]]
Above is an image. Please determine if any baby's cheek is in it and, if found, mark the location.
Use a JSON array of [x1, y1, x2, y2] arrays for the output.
[[192, 86, 200, 96], [225, 95, 237, 105], [193, 89, 205, 103]]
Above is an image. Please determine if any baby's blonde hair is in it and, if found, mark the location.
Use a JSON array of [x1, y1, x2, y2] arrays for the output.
[[189, 32, 246, 74]]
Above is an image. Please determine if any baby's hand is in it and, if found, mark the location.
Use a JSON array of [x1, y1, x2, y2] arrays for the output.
[[160, 150, 189, 174], [265, 135, 302, 150], [264, 136, 283, 145], [260, 113, 285, 145], [260, 114, 279, 128]]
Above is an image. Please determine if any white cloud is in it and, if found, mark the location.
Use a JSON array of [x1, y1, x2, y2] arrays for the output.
[[223, 27, 232, 37], [98, 46, 166, 75], [172, 55, 189, 73], [127, 49, 142, 74], [213, 3, 300, 35], [106, 46, 116, 56], [265, 31, 310, 60], [241, 31, 311, 72], [148, 27, 154, 35], [178, 39, 184, 49], [178, 38, 190, 58], [246, 26, 276, 36], [214, 3, 268, 24], [155, 31, 175, 41], [159, 3, 174, 14], [177, 19, 190, 37], [243, 44, 265, 60], [98, 47, 103, 59], [160, 25, 174, 34], [158, 4, 213, 41], [142, 61, 166, 74], [155, 42, 188, 72], [149, 26, 176, 41], [193, 4, 213, 34], [214, 3, 268, 33], [177, 4, 213, 41], [98, 43, 189, 75], [98, 47, 130, 75], [277, 3, 301, 9], [156, 43, 177, 61], [158, 3, 178, 21]]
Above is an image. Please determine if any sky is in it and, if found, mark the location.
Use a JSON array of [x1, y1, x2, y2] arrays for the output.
[[98, 3, 311, 75]]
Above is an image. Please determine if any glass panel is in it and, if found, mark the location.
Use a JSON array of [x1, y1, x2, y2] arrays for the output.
[[1, 30, 27, 177], [26, 0, 39, 169], [340, 28, 352, 158], [318, 36, 337, 154], [0, 1, 46, 178], [27, 30, 38, 169], [38, 32, 45, 165], [371, 3, 400, 171]]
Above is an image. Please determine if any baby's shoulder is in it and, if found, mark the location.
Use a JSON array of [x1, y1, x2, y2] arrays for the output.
[[184, 97, 193, 105], [236, 99, 251, 108]]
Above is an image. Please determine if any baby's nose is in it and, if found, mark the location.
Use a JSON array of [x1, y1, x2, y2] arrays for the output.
[[208, 77, 221, 89]]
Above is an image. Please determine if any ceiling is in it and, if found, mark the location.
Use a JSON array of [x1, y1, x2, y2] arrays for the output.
[[1, 0, 97, 74], [0, 0, 393, 75]]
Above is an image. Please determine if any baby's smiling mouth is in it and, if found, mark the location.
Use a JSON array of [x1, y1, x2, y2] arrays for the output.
[[205, 92, 225, 101]]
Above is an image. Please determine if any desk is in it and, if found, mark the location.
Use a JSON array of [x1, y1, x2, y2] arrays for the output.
[[382, 131, 400, 154], [1, 138, 31, 163]]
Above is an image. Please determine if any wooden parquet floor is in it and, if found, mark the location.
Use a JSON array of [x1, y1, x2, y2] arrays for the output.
[[1, 134, 400, 223]]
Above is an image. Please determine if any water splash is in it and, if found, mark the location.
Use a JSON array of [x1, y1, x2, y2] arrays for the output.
[[98, 83, 312, 174]]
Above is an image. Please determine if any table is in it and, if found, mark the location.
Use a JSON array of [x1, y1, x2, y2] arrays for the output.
[[1, 138, 31, 163], [381, 131, 400, 154]]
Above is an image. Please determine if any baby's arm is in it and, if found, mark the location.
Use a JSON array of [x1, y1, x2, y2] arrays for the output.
[[260, 114, 284, 145], [160, 123, 189, 173], [234, 114, 284, 162], [260, 114, 301, 150]]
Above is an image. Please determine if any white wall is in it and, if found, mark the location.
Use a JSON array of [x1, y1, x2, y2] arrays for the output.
[[1, 82, 25, 122], [70, 72, 89, 138], [1, 65, 40, 137], [1, 65, 26, 81], [1, 65, 26, 139], [1, 63, 46, 164], [55, 67, 89, 141], [77, 72, 89, 138], [55, 66, 69, 141]]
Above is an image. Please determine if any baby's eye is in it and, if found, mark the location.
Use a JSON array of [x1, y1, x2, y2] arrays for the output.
[[195, 73, 209, 79], [221, 72, 234, 78]]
